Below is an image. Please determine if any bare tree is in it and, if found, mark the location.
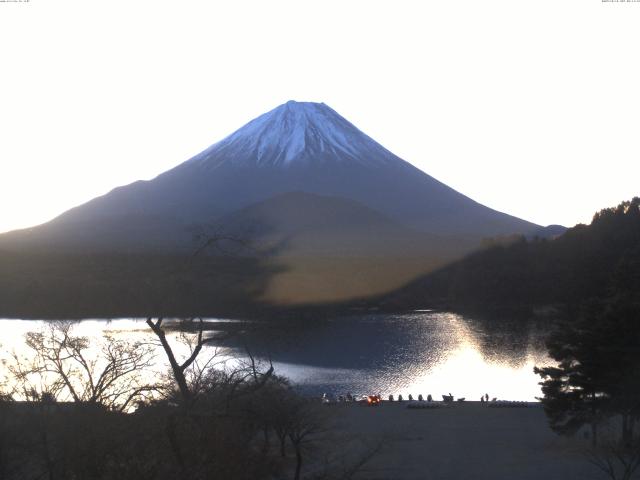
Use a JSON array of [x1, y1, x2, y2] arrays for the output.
[[143, 232, 264, 407], [313, 435, 385, 480], [145, 317, 274, 408], [144, 316, 278, 477], [8, 321, 156, 412], [286, 398, 329, 480], [586, 437, 640, 480], [145, 317, 223, 406]]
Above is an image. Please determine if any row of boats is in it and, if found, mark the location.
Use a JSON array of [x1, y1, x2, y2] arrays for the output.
[[321, 393, 536, 407], [322, 393, 461, 403]]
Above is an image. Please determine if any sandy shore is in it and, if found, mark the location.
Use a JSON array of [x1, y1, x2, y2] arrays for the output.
[[329, 401, 600, 480]]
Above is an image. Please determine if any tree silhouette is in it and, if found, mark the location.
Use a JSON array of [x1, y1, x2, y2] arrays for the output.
[[536, 299, 640, 447], [390, 197, 640, 312], [8, 321, 156, 411]]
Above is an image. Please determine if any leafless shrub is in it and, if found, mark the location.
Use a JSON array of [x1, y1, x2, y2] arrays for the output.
[[587, 437, 640, 480], [6, 321, 157, 411]]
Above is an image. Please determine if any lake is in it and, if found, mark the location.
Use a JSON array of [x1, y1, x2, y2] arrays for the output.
[[0, 312, 552, 401]]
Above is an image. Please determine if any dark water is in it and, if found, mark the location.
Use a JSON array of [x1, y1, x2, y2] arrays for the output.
[[0, 312, 552, 401], [232, 312, 551, 401]]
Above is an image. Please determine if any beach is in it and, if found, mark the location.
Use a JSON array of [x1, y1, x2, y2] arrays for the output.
[[329, 401, 599, 480]]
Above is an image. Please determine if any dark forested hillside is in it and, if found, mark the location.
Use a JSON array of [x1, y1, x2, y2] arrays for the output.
[[384, 197, 640, 311], [0, 251, 286, 319], [3, 198, 637, 319]]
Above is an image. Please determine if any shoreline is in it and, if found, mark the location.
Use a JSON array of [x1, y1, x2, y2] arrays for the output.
[[328, 400, 598, 479]]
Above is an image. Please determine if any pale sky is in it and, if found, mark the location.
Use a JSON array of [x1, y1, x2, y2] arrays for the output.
[[1, 0, 639, 234]]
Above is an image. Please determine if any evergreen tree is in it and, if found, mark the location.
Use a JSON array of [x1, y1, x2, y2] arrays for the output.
[[535, 299, 640, 446]]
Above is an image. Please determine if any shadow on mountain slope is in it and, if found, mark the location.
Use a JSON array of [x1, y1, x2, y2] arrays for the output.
[[0, 249, 288, 319]]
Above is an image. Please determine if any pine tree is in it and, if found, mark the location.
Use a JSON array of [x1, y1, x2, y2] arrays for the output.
[[535, 299, 640, 446]]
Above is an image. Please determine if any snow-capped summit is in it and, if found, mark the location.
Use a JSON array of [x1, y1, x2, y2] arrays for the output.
[[0, 100, 545, 309], [1, 101, 539, 255], [188, 100, 400, 169]]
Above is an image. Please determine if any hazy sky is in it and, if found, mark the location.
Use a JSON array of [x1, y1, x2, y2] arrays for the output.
[[1, 0, 639, 234]]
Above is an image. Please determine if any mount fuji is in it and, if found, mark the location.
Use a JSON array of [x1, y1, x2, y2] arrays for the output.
[[0, 101, 543, 308], [4, 101, 537, 250]]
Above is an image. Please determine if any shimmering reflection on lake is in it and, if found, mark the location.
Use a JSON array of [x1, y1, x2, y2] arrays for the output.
[[0, 313, 552, 401], [241, 312, 552, 401]]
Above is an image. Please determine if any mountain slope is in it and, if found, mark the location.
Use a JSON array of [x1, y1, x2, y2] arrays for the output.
[[0, 101, 545, 311], [217, 191, 475, 256], [0, 101, 537, 253], [212, 191, 477, 304]]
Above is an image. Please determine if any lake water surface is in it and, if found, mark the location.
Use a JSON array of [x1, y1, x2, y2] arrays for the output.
[[0, 312, 552, 401]]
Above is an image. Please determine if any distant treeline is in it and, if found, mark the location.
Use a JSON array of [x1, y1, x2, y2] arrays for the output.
[[385, 197, 640, 312], [2, 198, 638, 319], [0, 252, 283, 319]]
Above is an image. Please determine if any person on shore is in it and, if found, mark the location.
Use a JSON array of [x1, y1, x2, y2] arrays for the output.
[[481, 396, 485, 403], [427, 394, 432, 402]]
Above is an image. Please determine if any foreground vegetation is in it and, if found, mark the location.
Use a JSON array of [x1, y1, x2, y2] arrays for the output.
[[535, 297, 640, 480], [521, 199, 640, 479], [0, 320, 375, 480]]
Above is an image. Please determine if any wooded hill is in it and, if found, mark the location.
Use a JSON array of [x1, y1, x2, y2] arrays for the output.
[[2, 198, 636, 319], [384, 197, 640, 312]]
